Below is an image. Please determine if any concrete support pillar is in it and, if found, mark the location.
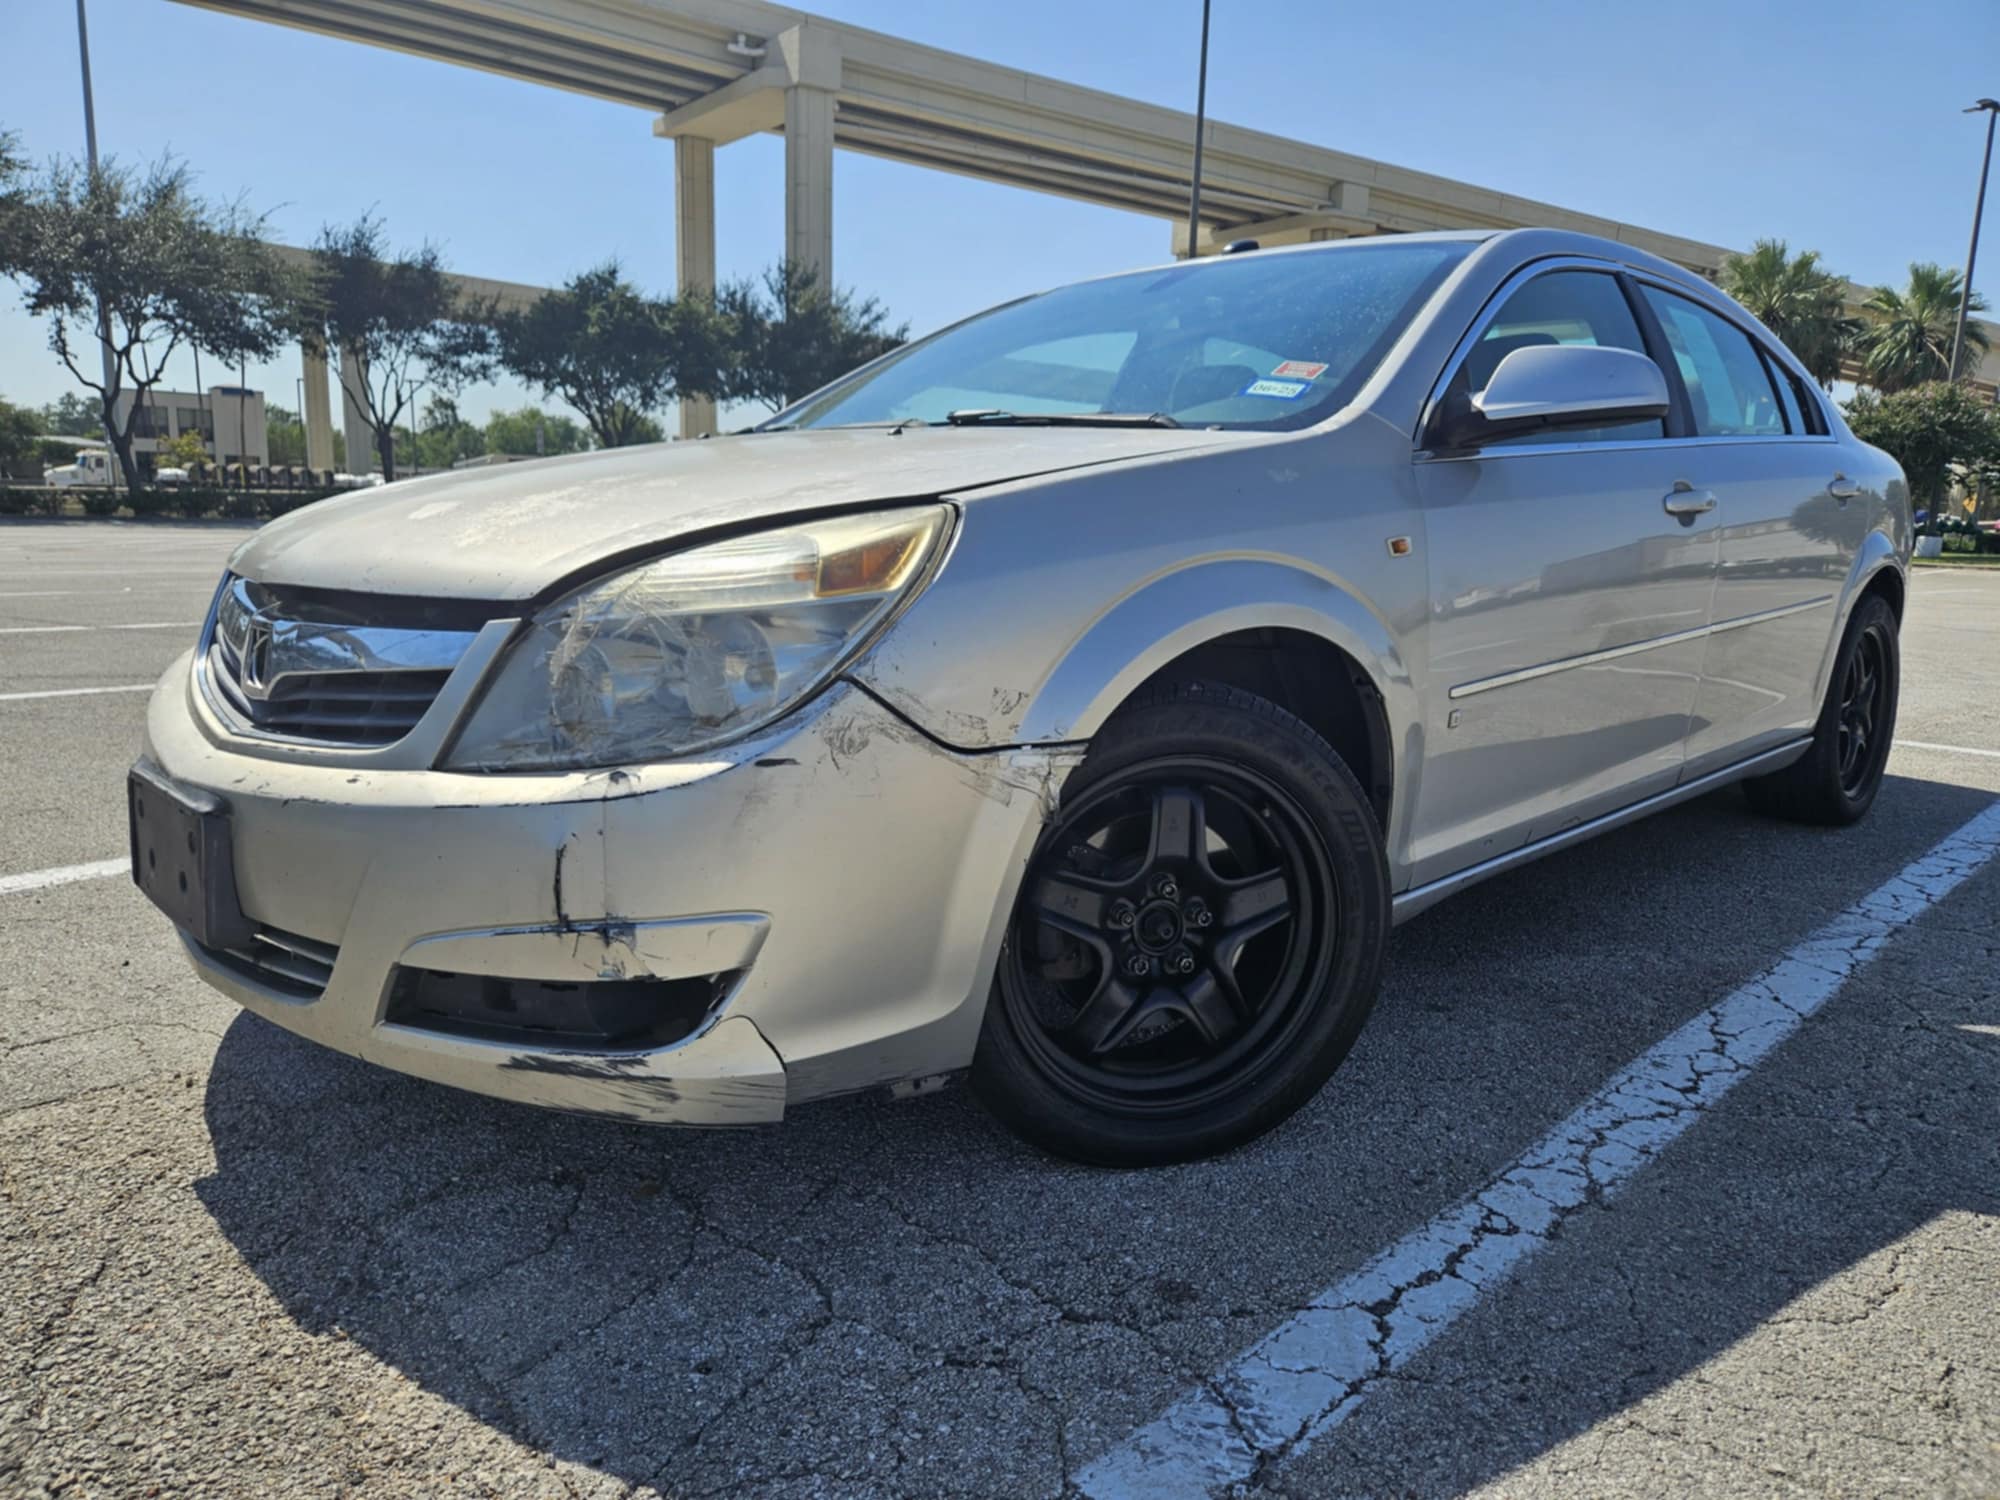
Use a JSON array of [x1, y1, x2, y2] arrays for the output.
[[676, 135, 719, 441], [300, 339, 336, 473], [337, 342, 373, 474], [784, 84, 835, 283]]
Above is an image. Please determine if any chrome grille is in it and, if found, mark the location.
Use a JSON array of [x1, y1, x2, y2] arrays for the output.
[[203, 576, 479, 749], [209, 630, 449, 744], [204, 925, 339, 1000]]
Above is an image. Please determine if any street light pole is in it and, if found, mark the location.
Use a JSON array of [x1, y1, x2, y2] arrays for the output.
[[1948, 99, 1999, 384], [74, 0, 121, 468], [1184, 0, 1212, 260], [75, 0, 100, 165]]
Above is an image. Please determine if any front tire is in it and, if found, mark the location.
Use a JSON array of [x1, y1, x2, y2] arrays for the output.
[[1743, 593, 1900, 825], [971, 684, 1390, 1166]]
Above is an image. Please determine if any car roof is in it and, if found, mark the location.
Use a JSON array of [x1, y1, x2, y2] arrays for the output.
[[1043, 226, 1715, 301]]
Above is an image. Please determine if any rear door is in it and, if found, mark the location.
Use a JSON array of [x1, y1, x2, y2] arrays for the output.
[[1409, 262, 1721, 887], [1632, 283, 1854, 775]]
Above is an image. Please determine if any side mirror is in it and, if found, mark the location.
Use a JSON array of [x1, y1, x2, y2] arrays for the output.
[[1433, 344, 1670, 450]]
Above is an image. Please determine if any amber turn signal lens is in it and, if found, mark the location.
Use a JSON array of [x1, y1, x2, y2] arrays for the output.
[[817, 533, 922, 597]]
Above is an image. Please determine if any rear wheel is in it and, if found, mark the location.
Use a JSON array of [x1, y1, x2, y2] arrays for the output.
[[1744, 593, 1900, 825], [972, 684, 1389, 1166]]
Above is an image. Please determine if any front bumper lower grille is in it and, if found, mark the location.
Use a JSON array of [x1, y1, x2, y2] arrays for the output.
[[385, 966, 736, 1051], [200, 925, 340, 1000]]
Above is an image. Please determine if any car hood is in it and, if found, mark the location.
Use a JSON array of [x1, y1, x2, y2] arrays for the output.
[[230, 425, 1230, 601]]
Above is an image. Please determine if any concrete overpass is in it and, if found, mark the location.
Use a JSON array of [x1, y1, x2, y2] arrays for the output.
[[201, 0, 1998, 458]]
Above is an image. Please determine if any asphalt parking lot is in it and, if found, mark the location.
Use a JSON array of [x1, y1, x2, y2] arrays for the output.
[[2, 519, 1997, 1500]]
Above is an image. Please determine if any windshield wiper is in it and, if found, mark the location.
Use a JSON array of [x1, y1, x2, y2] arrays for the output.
[[941, 408, 1182, 429]]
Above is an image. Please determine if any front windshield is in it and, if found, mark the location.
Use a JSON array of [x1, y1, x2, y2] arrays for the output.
[[775, 238, 1475, 432]]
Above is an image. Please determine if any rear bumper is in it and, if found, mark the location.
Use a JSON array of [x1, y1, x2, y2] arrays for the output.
[[144, 652, 1077, 1125]]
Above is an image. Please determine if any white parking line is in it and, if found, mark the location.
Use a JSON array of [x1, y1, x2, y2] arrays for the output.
[[0, 684, 154, 702], [1078, 799, 2000, 1500], [1897, 740, 2000, 760], [0, 622, 198, 636], [0, 858, 128, 897]]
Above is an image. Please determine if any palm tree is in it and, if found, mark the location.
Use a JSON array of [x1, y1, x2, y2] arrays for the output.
[[1859, 262, 1989, 394], [1719, 239, 1858, 387]]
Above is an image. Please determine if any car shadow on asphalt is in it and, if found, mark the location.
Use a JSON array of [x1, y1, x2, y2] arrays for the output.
[[193, 773, 1999, 1497]]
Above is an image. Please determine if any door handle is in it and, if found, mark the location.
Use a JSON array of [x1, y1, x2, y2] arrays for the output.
[[1663, 481, 1717, 521], [1828, 474, 1861, 502]]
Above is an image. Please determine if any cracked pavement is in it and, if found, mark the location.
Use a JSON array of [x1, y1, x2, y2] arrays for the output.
[[2, 523, 1997, 1499]]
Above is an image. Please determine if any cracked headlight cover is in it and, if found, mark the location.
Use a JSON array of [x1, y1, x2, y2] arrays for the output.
[[445, 505, 949, 770]]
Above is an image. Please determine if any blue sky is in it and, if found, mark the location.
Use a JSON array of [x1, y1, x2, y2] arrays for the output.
[[2, 0, 1995, 426]]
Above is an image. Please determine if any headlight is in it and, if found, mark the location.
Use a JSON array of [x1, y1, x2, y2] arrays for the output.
[[445, 505, 948, 770]]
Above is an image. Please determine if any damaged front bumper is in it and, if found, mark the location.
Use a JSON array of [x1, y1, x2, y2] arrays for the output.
[[143, 654, 1077, 1125]]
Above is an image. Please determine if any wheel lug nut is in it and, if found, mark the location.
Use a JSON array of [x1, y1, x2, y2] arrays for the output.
[[1154, 876, 1178, 899], [1184, 898, 1211, 928], [1125, 955, 1151, 978], [1107, 901, 1135, 929], [1169, 949, 1196, 975]]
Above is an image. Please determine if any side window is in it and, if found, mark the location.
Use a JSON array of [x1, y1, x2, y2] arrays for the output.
[[1780, 364, 1826, 435], [1638, 288, 1787, 437], [1765, 351, 1805, 433], [1450, 270, 1665, 445]]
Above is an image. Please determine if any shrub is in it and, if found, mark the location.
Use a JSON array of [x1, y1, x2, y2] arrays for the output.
[[30, 488, 65, 516], [125, 488, 173, 518], [78, 489, 121, 516], [222, 490, 263, 519], [0, 487, 38, 515], [175, 487, 224, 519], [265, 489, 333, 517]]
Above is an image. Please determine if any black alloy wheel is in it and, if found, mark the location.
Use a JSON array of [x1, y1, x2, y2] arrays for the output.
[[1744, 592, 1900, 826], [973, 684, 1390, 1165], [1835, 622, 1889, 797], [1001, 764, 1331, 1111]]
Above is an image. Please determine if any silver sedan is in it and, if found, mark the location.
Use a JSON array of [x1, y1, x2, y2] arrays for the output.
[[131, 228, 1909, 1165]]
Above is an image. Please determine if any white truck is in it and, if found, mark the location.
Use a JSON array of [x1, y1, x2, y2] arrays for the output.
[[43, 448, 116, 487]]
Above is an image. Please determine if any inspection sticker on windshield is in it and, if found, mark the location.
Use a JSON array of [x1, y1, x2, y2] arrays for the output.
[[1241, 378, 1311, 400], [1272, 359, 1328, 379]]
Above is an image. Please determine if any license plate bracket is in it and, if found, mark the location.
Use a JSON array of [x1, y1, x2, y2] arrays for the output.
[[128, 760, 254, 950]]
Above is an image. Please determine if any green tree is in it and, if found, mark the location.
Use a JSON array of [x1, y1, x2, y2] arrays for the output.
[[263, 402, 308, 467], [496, 262, 710, 447], [1844, 381, 2000, 522], [312, 217, 494, 481], [40, 391, 99, 435], [0, 131, 26, 269], [0, 395, 43, 480], [717, 261, 906, 414], [483, 405, 587, 457], [1859, 263, 1990, 394], [1719, 239, 1858, 388], [416, 395, 485, 470], [155, 429, 209, 472], [621, 410, 665, 444], [0, 154, 300, 496]]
